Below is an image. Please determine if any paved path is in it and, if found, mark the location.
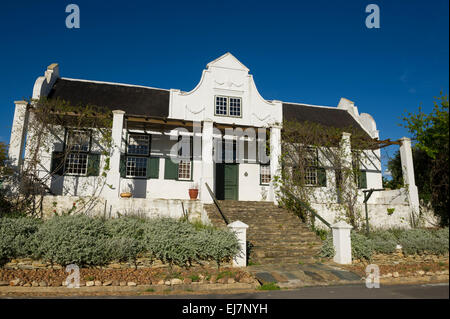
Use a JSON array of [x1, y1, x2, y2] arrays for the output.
[[247, 262, 362, 288]]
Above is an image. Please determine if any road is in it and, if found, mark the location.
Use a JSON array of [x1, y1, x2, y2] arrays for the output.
[[70, 283, 449, 299]]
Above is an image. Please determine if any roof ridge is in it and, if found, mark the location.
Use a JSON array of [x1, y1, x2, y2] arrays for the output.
[[282, 101, 341, 110], [60, 77, 170, 92]]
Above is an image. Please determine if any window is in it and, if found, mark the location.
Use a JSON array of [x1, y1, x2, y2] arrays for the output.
[[64, 129, 91, 176], [127, 134, 150, 155], [125, 134, 150, 178], [178, 160, 191, 180], [305, 167, 318, 186], [215, 96, 242, 117], [260, 164, 271, 185], [215, 96, 228, 115], [65, 153, 88, 175], [126, 156, 147, 177], [229, 98, 241, 116], [67, 130, 90, 152]]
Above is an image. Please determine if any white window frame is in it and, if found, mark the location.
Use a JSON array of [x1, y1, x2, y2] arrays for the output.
[[64, 129, 91, 176], [125, 156, 148, 178], [177, 160, 192, 181], [260, 164, 271, 185], [214, 95, 242, 118]]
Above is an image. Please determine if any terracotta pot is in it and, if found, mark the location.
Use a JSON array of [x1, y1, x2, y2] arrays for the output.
[[120, 192, 132, 198], [188, 189, 199, 200]]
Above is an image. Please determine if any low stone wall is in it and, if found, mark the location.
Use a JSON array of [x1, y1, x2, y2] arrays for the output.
[[2, 257, 231, 271], [310, 202, 412, 230], [42, 195, 206, 222]]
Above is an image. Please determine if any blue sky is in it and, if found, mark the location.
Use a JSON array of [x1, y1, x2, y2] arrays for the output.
[[0, 0, 448, 174]]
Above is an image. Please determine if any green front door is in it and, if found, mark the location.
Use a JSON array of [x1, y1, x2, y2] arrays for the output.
[[215, 163, 239, 200]]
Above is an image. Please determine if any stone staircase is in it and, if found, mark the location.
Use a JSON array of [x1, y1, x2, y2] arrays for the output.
[[204, 201, 323, 265]]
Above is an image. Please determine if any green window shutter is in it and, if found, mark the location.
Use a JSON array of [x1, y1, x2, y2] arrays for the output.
[[147, 157, 160, 179], [87, 153, 101, 176], [50, 152, 65, 176], [358, 170, 367, 189], [120, 155, 126, 178], [164, 158, 178, 180], [318, 168, 327, 187]]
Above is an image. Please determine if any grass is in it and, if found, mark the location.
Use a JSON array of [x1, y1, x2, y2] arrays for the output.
[[144, 288, 155, 292], [189, 274, 200, 282], [257, 282, 281, 291]]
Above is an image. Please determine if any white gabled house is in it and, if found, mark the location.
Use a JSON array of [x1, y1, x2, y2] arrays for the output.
[[8, 53, 421, 228]]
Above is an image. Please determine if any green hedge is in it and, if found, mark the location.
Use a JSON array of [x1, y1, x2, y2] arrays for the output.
[[0, 215, 240, 268], [319, 227, 449, 261], [0, 217, 42, 265]]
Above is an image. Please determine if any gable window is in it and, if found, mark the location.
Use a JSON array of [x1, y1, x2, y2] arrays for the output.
[[260, 164, 271, 185], [126, 134, 150, 178], [215, 96, 242, 117], [64, 129, 91, 176], [229, 97, 241, 116]]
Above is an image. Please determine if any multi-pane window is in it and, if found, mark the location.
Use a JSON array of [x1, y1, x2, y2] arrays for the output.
[[67, 130, 90, 151], [126, 134, 150, 178], [215, 96, 228, 115], [260, 164, 271, 185], [215, 96, 242, 117], [127, 134, 150, 155], [126, 156, 147, 177], [178, 160, 191, 180], [65, 153, 88, 175], [229, 98, 241, 116], [305, 167, 318, 186], [64, 129, 91, 175]]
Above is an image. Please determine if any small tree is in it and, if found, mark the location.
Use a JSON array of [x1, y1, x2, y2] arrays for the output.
[[398, 93, 449, 226], [3, 97, 113, 217]]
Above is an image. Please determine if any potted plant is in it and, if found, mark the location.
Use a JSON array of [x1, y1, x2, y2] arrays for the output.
[[120, 184, 133, 198], [188, 182, 199, 200]]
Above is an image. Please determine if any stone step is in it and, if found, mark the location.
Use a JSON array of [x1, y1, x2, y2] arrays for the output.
[[205, 201, 323, 265]]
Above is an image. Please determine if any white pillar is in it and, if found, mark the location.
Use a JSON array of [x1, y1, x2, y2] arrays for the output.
[[399, 137, 420, 214], [269, 125, 282, 205], [340, 132, 352, 170], [331, 221, 353, 264], [8, 101, 29, 169], [200, 120, 214, 203], [227, 220, 249, 267], [106, 110, 125, 201]]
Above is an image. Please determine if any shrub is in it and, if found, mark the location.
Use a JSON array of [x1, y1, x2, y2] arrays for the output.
[[369, 230, 398, 254], [143, 218, 240, 268], [0, 217, 41, 264], [31, 215, 112, 266], [105, 217, 147, 266], [399, 228, 449, 255], [197, 228, 241, 268], [319, 235, 335, 258], [143, 218, 202, 267], [351, 232, 374, 261]]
